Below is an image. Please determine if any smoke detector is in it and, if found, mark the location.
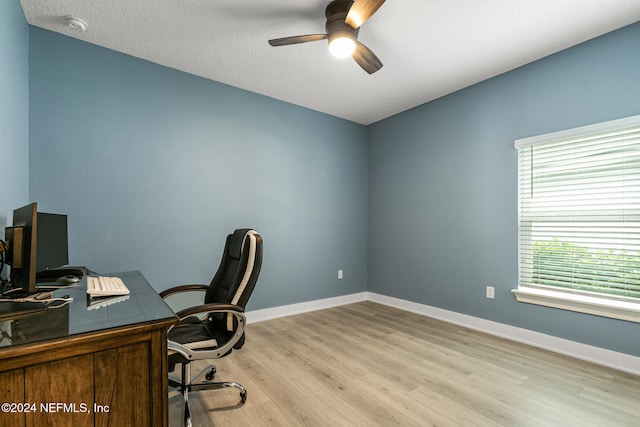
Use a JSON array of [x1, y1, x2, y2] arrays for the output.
[[65, 16, 88, 31]]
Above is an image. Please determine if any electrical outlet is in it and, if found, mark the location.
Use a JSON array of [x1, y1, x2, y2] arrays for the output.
[[486, 286, 495, 299], [338, 269, 344, 280]]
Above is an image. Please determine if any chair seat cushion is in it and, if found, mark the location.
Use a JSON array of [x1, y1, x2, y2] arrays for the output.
[[169, 317, 231, 346], [167, 316, 235, 369]]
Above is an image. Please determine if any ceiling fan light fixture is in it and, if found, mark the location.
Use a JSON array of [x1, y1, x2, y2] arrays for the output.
[[328, 32, 356, 58], [267, 0, 384, 73]]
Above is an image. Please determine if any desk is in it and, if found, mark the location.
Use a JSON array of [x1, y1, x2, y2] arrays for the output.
[[0, 271, 177, 426]]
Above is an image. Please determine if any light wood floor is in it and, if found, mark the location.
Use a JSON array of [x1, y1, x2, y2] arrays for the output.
[[169, 301, 640, 426]]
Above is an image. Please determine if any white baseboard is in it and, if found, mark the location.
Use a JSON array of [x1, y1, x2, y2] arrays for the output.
[[246, 292, 368, 324], [246, 291, 640, 376]]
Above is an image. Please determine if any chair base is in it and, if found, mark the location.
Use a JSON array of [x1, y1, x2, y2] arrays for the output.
[[169, 363, 247, 427], [169, 378, 248, 402], [192, 380, 247, 402]]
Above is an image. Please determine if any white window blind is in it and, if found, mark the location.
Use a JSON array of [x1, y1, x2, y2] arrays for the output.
[[516, 116, 640, 302]]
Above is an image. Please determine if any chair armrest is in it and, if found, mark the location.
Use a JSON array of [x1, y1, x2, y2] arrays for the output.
[[159, 284, 209, 299], [160, 284, 209, 314], [174, 303, 243, 321]]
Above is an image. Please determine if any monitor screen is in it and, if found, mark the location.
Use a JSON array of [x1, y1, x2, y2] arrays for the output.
[[9, 203, 38, 293]]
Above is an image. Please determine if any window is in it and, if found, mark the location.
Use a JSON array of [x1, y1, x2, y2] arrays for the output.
[[513, 115, 640, 323]]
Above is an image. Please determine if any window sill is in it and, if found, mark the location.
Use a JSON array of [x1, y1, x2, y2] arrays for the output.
[[512, 287, 640, 323]]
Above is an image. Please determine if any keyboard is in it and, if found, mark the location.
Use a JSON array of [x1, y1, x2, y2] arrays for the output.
[[87, 276, 130, 297]]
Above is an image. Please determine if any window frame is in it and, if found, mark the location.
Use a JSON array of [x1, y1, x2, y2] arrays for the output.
[[513, 115, 640, 323]]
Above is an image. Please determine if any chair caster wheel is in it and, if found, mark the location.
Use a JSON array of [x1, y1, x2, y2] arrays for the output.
[[205, 367, 216, 381]]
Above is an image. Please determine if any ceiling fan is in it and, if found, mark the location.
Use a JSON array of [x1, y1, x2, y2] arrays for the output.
[[268, 0, 386, 74]]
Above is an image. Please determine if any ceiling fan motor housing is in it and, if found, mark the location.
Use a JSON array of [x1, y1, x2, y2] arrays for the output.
[[326, 0, 358, 45]]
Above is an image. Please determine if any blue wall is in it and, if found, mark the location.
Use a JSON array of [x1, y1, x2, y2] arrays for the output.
[[368, 23, 640, 356], [28, 28, 368, 310], [0, 1, 29, 233], [10, 6, 640, 356]]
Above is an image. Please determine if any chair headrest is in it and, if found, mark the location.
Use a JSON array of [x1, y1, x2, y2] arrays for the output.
[[228, 229, 257, 259]]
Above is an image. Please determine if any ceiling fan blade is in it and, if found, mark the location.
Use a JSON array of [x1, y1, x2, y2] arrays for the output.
[[345, 0, 386, 29], [268, 34, 327, 47], [352, 41, 382, 74]]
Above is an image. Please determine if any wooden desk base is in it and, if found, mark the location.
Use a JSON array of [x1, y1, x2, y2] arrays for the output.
[[0, 321, 172, 427]]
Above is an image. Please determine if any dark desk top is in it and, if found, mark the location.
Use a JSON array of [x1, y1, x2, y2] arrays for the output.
[[0, 271, 177, 350]]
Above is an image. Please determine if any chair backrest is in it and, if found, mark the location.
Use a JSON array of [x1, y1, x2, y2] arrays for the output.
[[205, 229, 263, 311]]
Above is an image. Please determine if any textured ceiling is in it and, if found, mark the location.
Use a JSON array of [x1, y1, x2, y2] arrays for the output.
[[19, 0, 640, 125]]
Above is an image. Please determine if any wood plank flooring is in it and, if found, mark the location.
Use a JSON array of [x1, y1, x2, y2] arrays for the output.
[[168, 301, 640, 426]]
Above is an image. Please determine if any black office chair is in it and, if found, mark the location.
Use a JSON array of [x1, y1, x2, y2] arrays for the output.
[[160, 229, 262, 427]]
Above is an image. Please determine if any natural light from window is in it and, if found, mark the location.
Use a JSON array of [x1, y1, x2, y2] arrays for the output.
[[513, 115, 640, 323]]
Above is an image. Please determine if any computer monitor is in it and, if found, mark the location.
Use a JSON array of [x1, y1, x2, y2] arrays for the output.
[[35, 213, 69, 273], [3, 203, 69, 294], [5, 203, 38, 293]]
